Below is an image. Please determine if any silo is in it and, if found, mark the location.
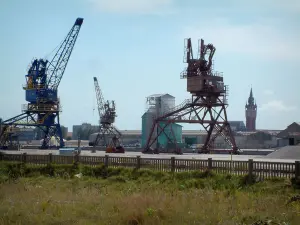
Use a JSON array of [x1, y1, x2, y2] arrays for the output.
[[153, 94, 175, 117], [141, 111, 156, 147], [160, 94, 175, 115], [142, 94, 177, 149]]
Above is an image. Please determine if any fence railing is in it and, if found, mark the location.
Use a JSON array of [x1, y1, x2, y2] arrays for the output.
[[0, 153, 299, 180]]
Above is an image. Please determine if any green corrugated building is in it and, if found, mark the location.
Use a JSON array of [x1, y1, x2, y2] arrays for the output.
[[142, 111, 183, 147], [157, 121, 182, 147]]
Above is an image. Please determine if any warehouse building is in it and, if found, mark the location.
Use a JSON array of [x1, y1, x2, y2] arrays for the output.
[[277, 122, 300, 147]]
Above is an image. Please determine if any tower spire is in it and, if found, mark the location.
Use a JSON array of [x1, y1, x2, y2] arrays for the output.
[[248, 87, 254, 106], [245, 86, 257, 131]]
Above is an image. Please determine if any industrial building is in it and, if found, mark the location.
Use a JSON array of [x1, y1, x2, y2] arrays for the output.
[[277, 122, 300, 147], [72, 123, 98, 140]]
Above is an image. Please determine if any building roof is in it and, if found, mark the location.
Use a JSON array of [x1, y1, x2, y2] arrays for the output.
[[236, 131, 256, 135], [122, 130, 143, 135], [287, 132, 300, 136], [147, 93, 175, 98], [277, 122, 300, 138], [256, 129, 282, 136]]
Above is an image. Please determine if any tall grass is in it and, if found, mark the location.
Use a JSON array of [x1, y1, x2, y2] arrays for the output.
[[0, 162, 300, 224]]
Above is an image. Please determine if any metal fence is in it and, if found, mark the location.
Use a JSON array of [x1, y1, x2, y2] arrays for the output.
[[0, 153, 299, 179]]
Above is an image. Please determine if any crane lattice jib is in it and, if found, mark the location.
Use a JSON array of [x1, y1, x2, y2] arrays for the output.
[[46, 18, 84, 90], [93, 77, 106, 119]]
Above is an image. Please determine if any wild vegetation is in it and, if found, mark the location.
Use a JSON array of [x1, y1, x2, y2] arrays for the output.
[[0, 162, 300, 225]]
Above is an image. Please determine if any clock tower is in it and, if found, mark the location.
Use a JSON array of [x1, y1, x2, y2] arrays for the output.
[[245, 88, 257, 131]]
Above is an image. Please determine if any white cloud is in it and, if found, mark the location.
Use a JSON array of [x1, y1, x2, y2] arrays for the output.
[[259, 100, 297, 112], [263, 90, 274, 95], [181, 19, 300, 61], [87, 0, 174, 14]]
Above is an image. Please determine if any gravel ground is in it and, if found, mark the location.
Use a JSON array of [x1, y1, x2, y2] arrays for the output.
[[266, 145, 300, 160]]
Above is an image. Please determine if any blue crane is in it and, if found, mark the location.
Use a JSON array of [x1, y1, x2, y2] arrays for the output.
[[0, 18, 84, 149]]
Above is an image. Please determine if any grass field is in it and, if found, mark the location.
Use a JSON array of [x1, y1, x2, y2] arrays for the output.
[[0, 162, 300, 225]]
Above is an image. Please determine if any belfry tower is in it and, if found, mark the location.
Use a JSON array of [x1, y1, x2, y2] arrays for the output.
[[245, 88, 257, 131]]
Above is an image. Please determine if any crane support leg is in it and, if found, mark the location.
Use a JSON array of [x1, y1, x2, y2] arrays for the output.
[[0, 112, 64, 150], [143, 96, 239, 155]]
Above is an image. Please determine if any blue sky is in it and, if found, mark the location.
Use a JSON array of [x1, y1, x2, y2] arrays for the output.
[[0, 0, 299, 131]]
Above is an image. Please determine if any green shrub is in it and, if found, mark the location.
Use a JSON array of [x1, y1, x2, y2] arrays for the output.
[[5, 162, 26, 178], [0, 162, 285, 192], [291, 176, 300, 189], [80, 164, 107, 177], [239, 174, 258, 186]]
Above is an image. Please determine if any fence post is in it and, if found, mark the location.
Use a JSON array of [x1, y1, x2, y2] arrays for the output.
[[22, 153, 27, 163], [136, 156, 141, 169], [0, 153, 3, 161], [74, 153, 79, 164], [49, 153, 52, 163], [295, 161, 300, 178], [248, 159, 253, 176], [208, 158, 212, 170], [104, 155, 109, 168], [171, 157, 175, 172]]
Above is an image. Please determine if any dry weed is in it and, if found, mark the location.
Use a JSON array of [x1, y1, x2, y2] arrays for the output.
[[0, 176, 299, 224]]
